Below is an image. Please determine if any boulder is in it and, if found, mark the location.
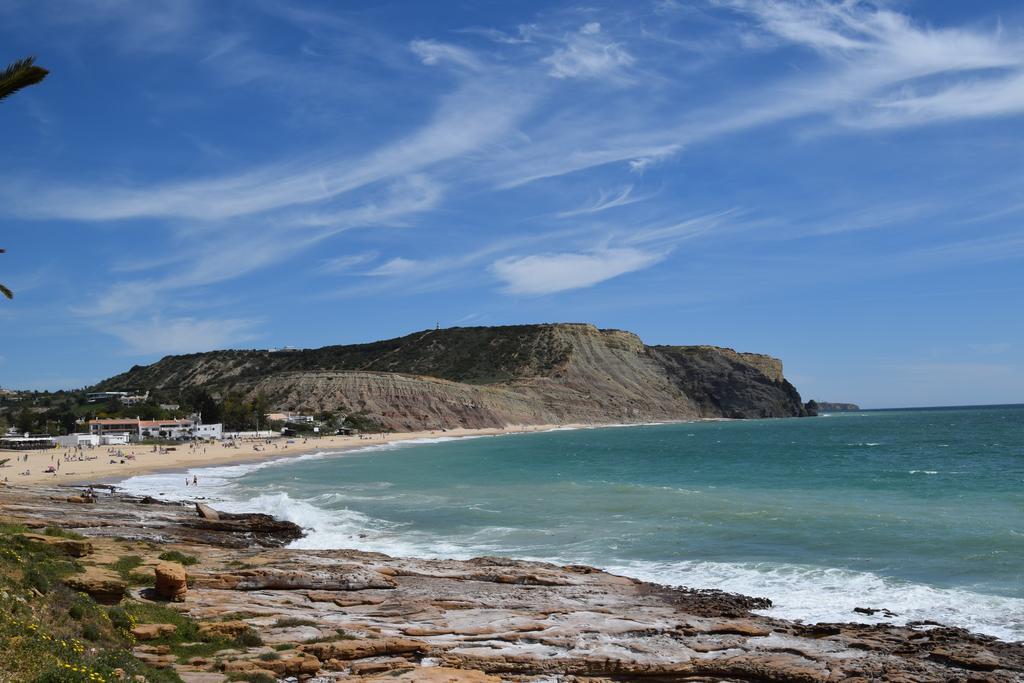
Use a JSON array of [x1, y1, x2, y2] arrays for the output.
[[220, 661, 276, 677], [364, 668, 502, 682], [64, 568, 126, 604], [300, 637, 427, 661], [20, 533, 93, 558], [260, 652, 322, 676], [929, 646, 1002, 671], [195, 503, 220, 521], [154, 562, 188, 601], [197, 620, 252, 640], [132, 623, 177, 640], [702, 619, 773, 637]]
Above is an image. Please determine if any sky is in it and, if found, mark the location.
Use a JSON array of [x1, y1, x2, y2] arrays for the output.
[[2, 0, 1023, 409]]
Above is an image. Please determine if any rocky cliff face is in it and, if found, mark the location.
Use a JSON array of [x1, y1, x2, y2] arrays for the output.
[[815, 402, 861, 412], [96, 323, 813, 430]]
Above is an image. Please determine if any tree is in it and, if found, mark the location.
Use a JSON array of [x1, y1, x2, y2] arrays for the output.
[[0, 250, 11, 300], [0, 57, 48, 102], [1, 57, 49, 301], [183, 388, 222, 424]]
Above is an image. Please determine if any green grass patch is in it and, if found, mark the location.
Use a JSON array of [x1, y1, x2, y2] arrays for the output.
[[109, 555, 143, 578], [42, 526, 86, 540], [226, 673, 276, 683], [272, 616, 318, 628], [157, 550, 199, 566]]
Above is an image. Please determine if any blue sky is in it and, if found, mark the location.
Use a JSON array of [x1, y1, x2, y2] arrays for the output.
[[2, 0, 1023, 408]]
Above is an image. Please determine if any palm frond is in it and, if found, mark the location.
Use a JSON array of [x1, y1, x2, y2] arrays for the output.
[[0, 248, 9, 298], [0, 56, 49, 103]]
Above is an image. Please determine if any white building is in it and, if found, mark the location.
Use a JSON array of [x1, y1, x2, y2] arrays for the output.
[[101, 434, 129, 446], [138, 419, 194, 440], [191, 423, 223, 440], [53, 434, 100, 448]]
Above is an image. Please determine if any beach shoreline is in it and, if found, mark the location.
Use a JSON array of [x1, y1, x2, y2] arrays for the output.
[[0, 421, 674, 486]]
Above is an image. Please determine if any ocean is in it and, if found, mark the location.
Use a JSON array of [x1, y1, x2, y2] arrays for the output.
[[119, 404, 1024, 640]]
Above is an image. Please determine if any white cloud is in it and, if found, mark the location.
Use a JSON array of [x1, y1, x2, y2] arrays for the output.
[[844, 72, 1024, 129], [316, 252, 378, 274], [556, 185, 648, 217], [10, 81, 531, 222], [491, 248, 665, 295], [410, 39, 484, 71], [543, 23, 635, 79], [366, 257, 431, 278], [108, 317, 260, 355]]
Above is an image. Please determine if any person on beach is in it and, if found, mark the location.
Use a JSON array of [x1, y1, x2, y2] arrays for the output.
[[193, 475, 198, 486]]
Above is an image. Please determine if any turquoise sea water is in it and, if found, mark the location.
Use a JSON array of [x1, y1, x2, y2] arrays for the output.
[[120, 405, 1024, 639]]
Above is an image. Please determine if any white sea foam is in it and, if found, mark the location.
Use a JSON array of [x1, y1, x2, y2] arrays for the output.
[[603, 560, 1024, 641], [909, 470, 939, 475]]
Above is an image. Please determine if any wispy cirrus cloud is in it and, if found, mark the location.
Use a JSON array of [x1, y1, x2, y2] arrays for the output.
[[316, 252, 379, 275], [555, 185, 648, 217], [6, 0, 1024, 366], [108, 316, 261, 355], [410, 39, 485, 71]]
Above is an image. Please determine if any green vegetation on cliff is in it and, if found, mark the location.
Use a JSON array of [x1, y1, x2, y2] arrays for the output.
[[90, 323, 814, 430]]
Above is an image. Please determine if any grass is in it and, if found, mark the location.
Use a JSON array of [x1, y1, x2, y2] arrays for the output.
[[109, 555, 152, 586], [122, 602, 263, 660], [272, 617, 318, 628], [42, 527, 86, 540], [0, 522, 181, 682], [226, 673, 275, 683], [157, 550, 199, 566]]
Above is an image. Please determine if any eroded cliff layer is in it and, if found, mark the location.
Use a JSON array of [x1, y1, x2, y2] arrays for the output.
[[95, 323, 814, 430]]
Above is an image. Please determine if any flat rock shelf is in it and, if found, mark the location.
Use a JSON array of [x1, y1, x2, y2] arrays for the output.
[[2, 483, 1022, 682]]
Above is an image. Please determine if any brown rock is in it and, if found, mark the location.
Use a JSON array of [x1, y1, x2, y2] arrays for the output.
[[259, 652, 322, 676], [364, 668, 503, 682], [195, 503, 220, 520], [193, 565, 396, 591], [306, 590, 387, 607], [131, 623, 177, 640], [300, 637, 427, 661], [350, 657, 411, 675], [66, 496, 93, 504], [703, 619, 773, 637], [64, 568, 126, 604], [154, 562, 188, 601], [20, 533, 93, 558], [221, 660, 276, 677], [930, 646, 1002, 671], [131, 650, 177, 669], [197, 620, 252, 640]]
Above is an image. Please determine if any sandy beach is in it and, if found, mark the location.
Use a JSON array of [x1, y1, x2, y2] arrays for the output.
[[0, 424, 571, 486]]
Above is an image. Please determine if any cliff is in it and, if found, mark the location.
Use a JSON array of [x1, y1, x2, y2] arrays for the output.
[[815, 402, 861, 412], [94, 323, 815, 430]]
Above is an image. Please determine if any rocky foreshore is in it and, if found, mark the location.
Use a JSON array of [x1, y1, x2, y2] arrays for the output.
[[2, 484, 1021, 682]]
